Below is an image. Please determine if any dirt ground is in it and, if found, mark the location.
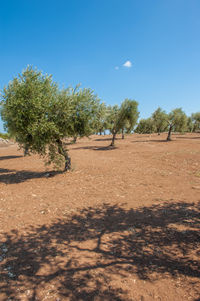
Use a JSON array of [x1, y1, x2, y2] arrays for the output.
[[0, 133, 199, 301]]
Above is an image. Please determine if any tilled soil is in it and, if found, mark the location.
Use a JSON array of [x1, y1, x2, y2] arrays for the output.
[[0, 133, 200, 301]]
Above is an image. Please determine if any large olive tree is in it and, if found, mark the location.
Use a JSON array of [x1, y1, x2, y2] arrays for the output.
[[1, 66, 73, 170], [1, 67, 102, 170]]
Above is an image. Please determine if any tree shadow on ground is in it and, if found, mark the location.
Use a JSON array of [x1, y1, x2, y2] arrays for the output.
[[0, 155, 23, 161], [0, 201, 199, 300], [72, 145, 117, 151], [0, 168, 16, 174], [176, 136, 200, 140], [0, 169, 62, 184], [94, 138, 120, 142], [131, 139, 169, 143]]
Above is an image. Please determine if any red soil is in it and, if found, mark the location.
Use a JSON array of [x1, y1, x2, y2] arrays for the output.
[[0, 133, 199, 300]]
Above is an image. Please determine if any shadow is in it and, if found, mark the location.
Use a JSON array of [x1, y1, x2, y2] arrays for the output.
[[0, 155, 23, 161], [131, 139, 168, 143], [72, 145, 117, 151], [0, 168, 16, 173], [95, 137, 120, 142], [0, 169, 62, 184], [0, 201, 199, 300], [176, 136, 200, 140]]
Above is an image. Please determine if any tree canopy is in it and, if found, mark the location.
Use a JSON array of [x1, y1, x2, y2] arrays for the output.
[[107, 99, 139, 146], [0, 67, 100, 170], [152, 107, 168, 135], [94, 102, 108, 136], [166, 108, 188, 141], [64, 85, 100, 142], [191, 112, 200, 132], [135, 118, 155, 134]]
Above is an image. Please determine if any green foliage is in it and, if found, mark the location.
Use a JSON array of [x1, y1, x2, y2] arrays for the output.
[[166, 108, 188, 141], [106, 105, 120, 134], [0, 66, 71, 170], [168, 108, 188, 133], [191, 112, 200, 132], [107, 99, 139, 145], [152, 107, 168, 134], [0, 66, 104, 170], [187, 116, 194, 132], [120, 99, 140, 133], [135, 118, 155, 134], [94, 102, 108, 135], [108, 99, 139, 134], [61, 85, 100, 140]]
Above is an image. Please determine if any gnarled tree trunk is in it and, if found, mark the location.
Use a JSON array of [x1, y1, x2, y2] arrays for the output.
[[110, 132, 116, 146], [24, 146, 29, 156], [57, 139, 71, 171], [122, 128, 125, 139], [167, 124, 173, 141]]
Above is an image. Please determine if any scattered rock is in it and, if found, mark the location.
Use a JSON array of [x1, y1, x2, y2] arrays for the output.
[[44, 173, 50, 178], [192, 186, 200, 190]]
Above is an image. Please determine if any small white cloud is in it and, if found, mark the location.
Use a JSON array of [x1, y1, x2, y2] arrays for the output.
[[115, 66, 119, 70], [123, 60, 132, 68]]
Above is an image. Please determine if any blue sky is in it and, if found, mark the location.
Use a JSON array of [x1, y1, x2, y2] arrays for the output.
[[0, 0, 200, 132]]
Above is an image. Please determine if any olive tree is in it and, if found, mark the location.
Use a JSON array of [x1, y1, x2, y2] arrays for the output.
[[66, 85, 100, 143], [152, 107, 168, 135], [166, 108, 188, 141], [107, 99, 139, 146], [187, 116, 194, 132], [94, 102, 108, 136], [1, 66, 72, 171], [1, 67, 102, 170], [191, 112, 200, 132], [135, 118, 155, 134]]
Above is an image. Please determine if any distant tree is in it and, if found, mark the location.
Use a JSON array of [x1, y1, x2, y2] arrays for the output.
[[152, 107, 168, 135], [120, 115, 139, 139], [191, 112, 200, 132], [107, 99, 139, 146], [66, 85, 100, 143], [166, 108, 188, 141], [187, 116, 194, 132], [135, 118, 155, 134], [94, 102, 108, 136], [0, 66, 71, 171]]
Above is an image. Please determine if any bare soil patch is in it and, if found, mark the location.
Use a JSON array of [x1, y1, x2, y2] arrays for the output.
[[0, 133, 200, 300]]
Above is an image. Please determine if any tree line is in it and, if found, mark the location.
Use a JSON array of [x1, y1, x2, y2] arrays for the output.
[[135, 107, 200, 140], [0, 66, 199, 171]]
